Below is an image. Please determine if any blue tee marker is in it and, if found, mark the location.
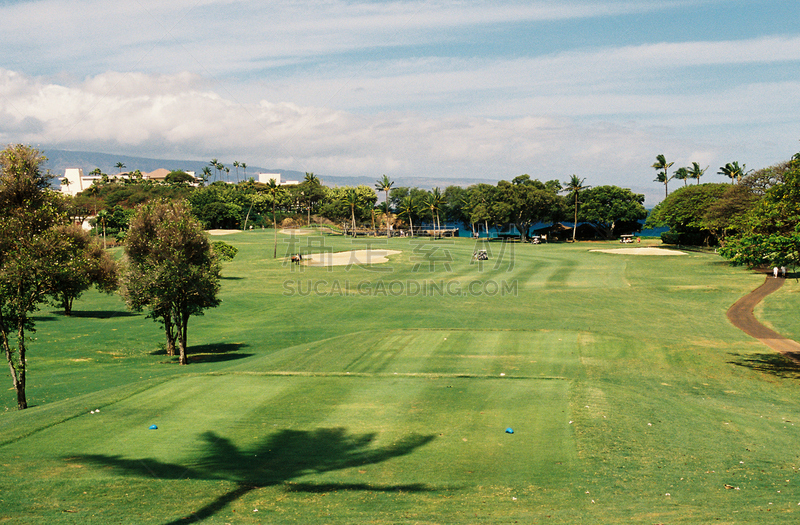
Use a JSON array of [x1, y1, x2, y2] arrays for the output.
[[505, 428, 514, 434], [149, 424, 158, 430]]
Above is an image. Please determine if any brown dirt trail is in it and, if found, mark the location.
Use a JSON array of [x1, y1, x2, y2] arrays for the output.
[[727, 276, 800, 363]]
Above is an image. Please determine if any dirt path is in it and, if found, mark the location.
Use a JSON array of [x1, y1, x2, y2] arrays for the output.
[[727, 276, 800, 362]]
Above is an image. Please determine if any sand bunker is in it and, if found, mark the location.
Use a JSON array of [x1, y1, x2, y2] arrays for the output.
[[590, 247, 687, 256], [302, 249, 401, 266], [207, 229, 241, 236], [279, 228, 312, 235]]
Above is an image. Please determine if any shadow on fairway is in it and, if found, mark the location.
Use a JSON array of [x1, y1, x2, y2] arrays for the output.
[[66, 310, 140, 319], [68, 428, 436, 524], [728, 352, 800, 379], [150, 342, 249, 358]]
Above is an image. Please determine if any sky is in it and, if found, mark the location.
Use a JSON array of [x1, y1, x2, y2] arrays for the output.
[[1, 0, 799, 204]]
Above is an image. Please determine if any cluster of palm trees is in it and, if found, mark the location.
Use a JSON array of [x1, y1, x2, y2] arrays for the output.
[[651, 155, 711, 198], [652, 155, 751, 198], [206, 159, 247, 183]]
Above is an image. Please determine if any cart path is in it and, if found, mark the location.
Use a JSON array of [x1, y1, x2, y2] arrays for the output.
[[727, 276, 800, 363]]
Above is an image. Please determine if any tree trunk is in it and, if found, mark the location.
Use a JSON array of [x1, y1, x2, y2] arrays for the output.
[[163, 313, 176, 356], [177, 310, 189, 365], [2, 326, 26, 409], [272, 203, 278, 258], [573, 194, 579, 242], [62, 293, 73, 316]]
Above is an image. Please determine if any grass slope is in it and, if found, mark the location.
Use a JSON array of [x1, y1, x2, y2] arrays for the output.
[[2, 233, 800, 523]]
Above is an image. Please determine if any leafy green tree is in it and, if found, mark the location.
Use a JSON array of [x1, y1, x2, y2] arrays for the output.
[[465, 183, 498, 236], [49, 224, 118, 315], [122, 199, 221, 365], [211, 241, 238, 262], [442, 185, 469, 227], [495, 177, 559, 242], [165, 170, 195, 185], [579, 186, 647, 239], [0, 144, 68, 409], [702, 184, 759, 240], [652, 154, 675, 198], [115, 162, 125, 173], [645, 183, 730, 245], [740, 161, 789, 196], [562, 175, 590, 242]]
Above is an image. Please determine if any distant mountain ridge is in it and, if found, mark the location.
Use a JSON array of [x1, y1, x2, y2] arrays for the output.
[[40, 148, 493, 190]]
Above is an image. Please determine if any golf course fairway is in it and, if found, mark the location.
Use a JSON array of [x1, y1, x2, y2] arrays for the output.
[[2, 232, 800, 524]]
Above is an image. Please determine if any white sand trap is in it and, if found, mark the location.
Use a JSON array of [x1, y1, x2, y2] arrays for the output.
[[303, 249, 401, 266], [207, 229, 241, 236], [279, 228, 312, 235], [590, 247, 687, 256]]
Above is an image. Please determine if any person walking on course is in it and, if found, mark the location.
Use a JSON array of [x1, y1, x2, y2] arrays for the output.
[[781, 266, 786, 278], [773, 267, 779, 278]]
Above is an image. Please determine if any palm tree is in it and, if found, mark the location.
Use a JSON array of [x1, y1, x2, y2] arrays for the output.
[[201, 166, 212, 184], [265, 179, 284, 258], [345, 188, 359, 237], [718, 161, 747, 184], [209, 159, 219, 182], [375, 174, 394, 237], [562, 175, 589, 242], [432, 187, 444, 234], [304, 172, 319, 184], [233, 161, 240, 183], [241, 163, 247, 181], [224, 166, 230, 182], [687, 162, 707, 185], [396, 195, 417, 236], [425, 189, 442, 238], [673, 167, 689, 187], [115, 162, 125, 173], [652, 154, 675, 198]]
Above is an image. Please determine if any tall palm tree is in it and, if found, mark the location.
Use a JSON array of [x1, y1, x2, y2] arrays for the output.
[[396, 195, 417, 236], [718, 161, 747, 184], [375, 174, 394, 237], [345, 188, 359, 237], [652, 154, 675, 198], [265, 179, 284, 258], [673, 167, 689, 187], [115, 162, 125, 173], [201, 166, 212, 184], [304, 172, 319, 184], [241, 162, 247, 181], [562, 175, 589, 242], [209, 159, 219, 182], [432, 187, 444, 234], [425, 190, 442, 238], [233, 161, 240, 183], [687, 162, 707, 185]]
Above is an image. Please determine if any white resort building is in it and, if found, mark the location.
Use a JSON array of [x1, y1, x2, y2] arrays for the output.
[[59, 168, 197, 197], [258, 173, 299, 186]]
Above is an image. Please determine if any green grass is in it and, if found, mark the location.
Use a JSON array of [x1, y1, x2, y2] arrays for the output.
[[2, 233, 800, 523]]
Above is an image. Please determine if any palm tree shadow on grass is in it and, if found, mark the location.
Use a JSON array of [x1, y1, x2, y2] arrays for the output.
[[728, 352, 800, 379], [69, 428, 436, 524]]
